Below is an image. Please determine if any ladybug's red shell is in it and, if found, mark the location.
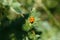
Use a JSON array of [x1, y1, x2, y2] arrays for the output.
[[29, 16, 35, 23]]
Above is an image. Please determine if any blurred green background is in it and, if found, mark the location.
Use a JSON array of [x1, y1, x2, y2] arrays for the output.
[[0, 0, 60, 40]]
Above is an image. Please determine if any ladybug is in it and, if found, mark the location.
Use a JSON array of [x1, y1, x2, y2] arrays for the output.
[[29, 16, 35, 24]]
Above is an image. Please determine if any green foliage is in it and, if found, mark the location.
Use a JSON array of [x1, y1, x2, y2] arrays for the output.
[[0, 0, 60, 40]]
